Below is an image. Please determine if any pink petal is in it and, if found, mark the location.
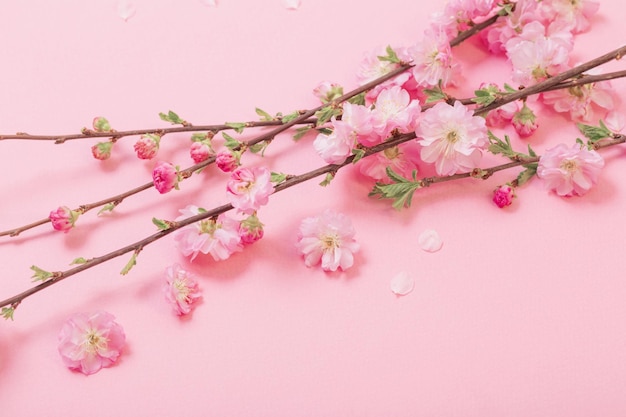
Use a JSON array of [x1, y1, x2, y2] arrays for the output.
[[281, 0, 301, 10], [117, 0, 136, 21], [390, 271, 414, 296], [418, 229, 443, 252], [198, 0, 218, 7], [605, 111, 625, 132]]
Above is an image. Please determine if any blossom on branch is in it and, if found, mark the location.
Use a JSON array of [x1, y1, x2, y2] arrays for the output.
[[57, 311, 126, 375], [536, 143, 604, 196], [152, 161, 180, 194], [134, 133, 161, 160], [163, 263, 202, 316], [49, 206, 80, 233], [296, 210, 360, 272], [226, 167, 274, 214]]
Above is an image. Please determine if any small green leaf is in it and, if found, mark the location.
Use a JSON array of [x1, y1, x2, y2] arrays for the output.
[[377, 45, 401, 64], [347, 92, 366, 106], [319, 173, 335, 187], [120, 252, 138, 276], [30, 265, 53, 282], [255, 107, 274, 121], [314, 106, 341, 126], [351, 148, 366, 164], [97, 203, 116, 216], [191, 133, 208, 142], [368, 168, 421, 210], [159, 110, 186, 125], [503, 83, 518, 93], [1, 307, 15, 321], [577, 120, 612, 142], [293, 125, 312, 141], [271, 172, 288, 184], [70, 257, 88, 265], [516, 163, 538, 187], [222, 132, 241, 150], [225, 122, 246, 134], [423, 81, 447, 103], [152, 217, 171, 230], [249, 141, 269, 156], [281, 111, 302, 124]]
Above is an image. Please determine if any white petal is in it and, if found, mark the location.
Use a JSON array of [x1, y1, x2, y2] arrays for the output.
[[281, 0, 301, 10], [390, 271, 414, 295], [198, 0, 218, 6], [418, 229, 443, 252], [117, 0, 136, 21]]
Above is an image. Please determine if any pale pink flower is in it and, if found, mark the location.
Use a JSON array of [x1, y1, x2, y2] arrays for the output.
[[541, 0, 599, 33], [541, 81, 615, 122], [152, 161, 179, 194], [371, 86, 421, 140], [408, 27, 461, 88], [481, 0, 543, 54], [313, 81, 343, 103], [238, 214, 264, 245], [493, 184, 515, 208], [485, 101, 518, 128], [313, 122, 355, 164], [216, 150, 239, 172], [133, 134, 160, 160], [226, 167, 274, 214], [163, 263, 202, 316], [605, 111, 625, 132], [58, 311, 126, 375], [355, 46, 411, 104], [357, 144, 419, 182], [431, 0, 498, 39], [50, 206, 80, 233], [296, 210, 359, 272], [91, 142, 113, 161], [190, 141, 213, 164], [511, 102, 539, 137], [537, 143, 604, 196], [173, 206, 242, 261], [416, 101, 488, 176]]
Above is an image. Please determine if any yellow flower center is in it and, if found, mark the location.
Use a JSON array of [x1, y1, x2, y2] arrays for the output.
[[83, 329, 108, 354], [174, 278, 191, 301], [446, 130, 459, 143], [321, 234, 340, 250], [383, 146, 401, 160], [560, 159, 578, 173]]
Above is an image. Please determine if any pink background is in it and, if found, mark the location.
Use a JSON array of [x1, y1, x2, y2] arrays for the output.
[[1, 1, 626, 416]]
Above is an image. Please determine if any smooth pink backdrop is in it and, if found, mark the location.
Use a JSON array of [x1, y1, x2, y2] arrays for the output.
[[1, 1, 626, 416]]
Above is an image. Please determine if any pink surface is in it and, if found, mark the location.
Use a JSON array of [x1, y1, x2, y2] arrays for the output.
[[1, 1, 626, 416]]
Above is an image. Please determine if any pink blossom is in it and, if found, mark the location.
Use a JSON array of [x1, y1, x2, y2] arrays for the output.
[[355, 46, 412, 104], [357, 144, 419, 182], [163, 263, 202, 316], [415, 100, 488, 176], [190, 141, 213, 164], [481, 0, 543, 54], [432, 0, 498, 38], [541, 0, 599, 33], [216, 150, 239, 172], [313, 81, 343, 103], [238, 214, 264, 245], [58, 311, 126, 375], [511, 102, 539, 137], [493, 184, 515, 208], [408, 27, 461, 88], [226, 167, 274, 214], [152, 161, 179, 194], [133, 133, 160, 160], [485, 101, 518, 128], [371, 86, 421, 140], [313, 122, 355, 164], [541, 81, 615, 122], [296, 210, 360, 272], [536, 143, 604, 196], [173, 205, 242, 261], [49, 206, 80, 233], [91, 141, 113, 160]]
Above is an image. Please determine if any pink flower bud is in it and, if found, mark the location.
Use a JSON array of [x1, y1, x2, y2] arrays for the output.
[[238, 214, 264, 245], [152, 161, 179, 194], [313, 81, 343, 103], [492, 185, 515, 208], [91, 141, 113, 160], [49, 206, 80, 233], [216, 150, 239, 172], [190, 141, 213, 164], [512, 103, 538, 138], [134, 134, 160, 160], [92, 117, 111, 132]]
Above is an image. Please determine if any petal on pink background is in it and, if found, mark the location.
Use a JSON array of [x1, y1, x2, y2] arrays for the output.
[[418, 229, 443, 252], [390, 271, 414, 296], [281, 0, 301, 10], [198, 0, 218, 6], [117, 0, 136, 21]]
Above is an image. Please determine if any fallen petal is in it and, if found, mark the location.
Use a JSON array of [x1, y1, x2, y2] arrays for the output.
[[198, 0, 218, 6], [281, 0, 301, 10], [117, 0, 136, 21], [390, 271, 414, 296], [418, 229, 443, 252]]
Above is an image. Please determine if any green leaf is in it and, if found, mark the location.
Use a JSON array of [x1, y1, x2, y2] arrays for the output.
[[222, 132, 241, 150], [503, 83, 518, 93], [97, 202, 116, 216], [225, 122, 246, 134], [368, 168, 421, 210], [319, 173, 335, 187], [498, 2, 515, 16], [70, 257, 88, 265], [577, 120, 612, 142], [191, 133, 208, 142], [423, 81, 447, 103], [152, 217, 171, 230], [516, 163, 538, 187], [30, 265, 53, 282], [293, 125, 312, 141], [472, 88, 496, 106], [351, 148, 366, 164], [1, 307, 15, 321], [271, 172, 288, 184], [281, 111, 302, 124], [159, 110, 186, 125], [255, 107, 274, 121], [314, 106, 341, 126], [377, 45, 401, 64], [120, 252, 138, 276], [249, 141, 269, 156]]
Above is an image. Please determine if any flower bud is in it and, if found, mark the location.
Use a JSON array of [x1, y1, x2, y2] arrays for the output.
[[92, 117, 111, 132], [134, 134, 161, 160], [238, 214, 264, 245], [313, 81, 343, 104], [216, 150, 239, 172], [190, 141, 214, 164], [492, 185, 515, 208], [49, 206, 80, 233], [512, 102, 538, 138], [152, 161, 180, 194], [91, 141, 113, 160]]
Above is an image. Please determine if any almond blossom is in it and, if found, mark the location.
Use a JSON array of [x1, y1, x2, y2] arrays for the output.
[[296, 210, 359, 272], [540, 0, 599, 34], [370, 86, 421, 140], [58, 311, 126, 375], [541, 82, 615, 122], [415, 100, 488, 176], [152, 161, 179, 194], [173, 205, 242, 261], [163, 263, 202, 316], [49, 206, 80, 233], [226, 167, 274, 214], [357, 144, 419, 183], [189, 141, 214, 164], [355, 46, 411, 104], [216, 150, 239, 172], [408, 27, 461, 88], [536, 143, 605, 196], [492, 184, 515, 208]]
